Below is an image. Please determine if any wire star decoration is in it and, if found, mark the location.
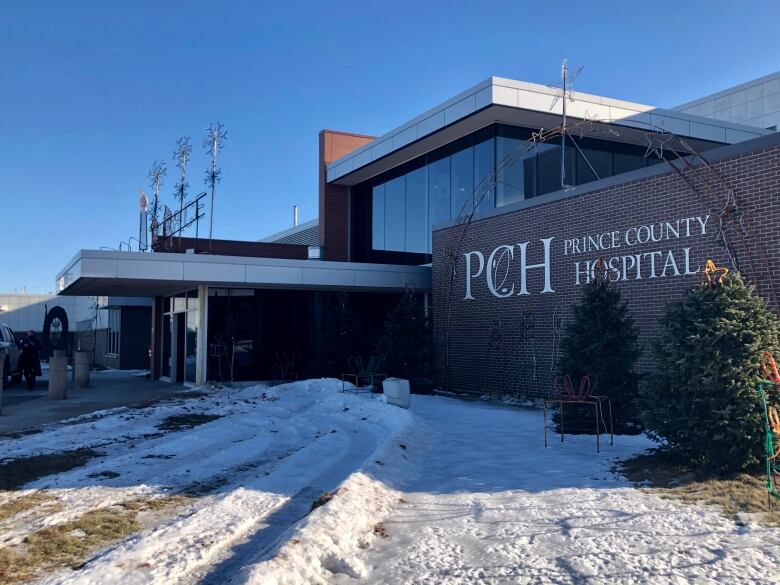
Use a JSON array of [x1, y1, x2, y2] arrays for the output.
[[643, 128, 673, 160]]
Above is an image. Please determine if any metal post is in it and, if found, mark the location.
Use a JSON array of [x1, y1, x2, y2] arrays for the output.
[[196, 285, 208, 385], [560, 58, 567, 191]]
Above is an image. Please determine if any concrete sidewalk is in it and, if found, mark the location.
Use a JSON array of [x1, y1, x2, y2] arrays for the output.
[[0, 369, 188, 436]]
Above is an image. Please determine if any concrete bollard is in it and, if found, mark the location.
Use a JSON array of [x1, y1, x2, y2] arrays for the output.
[[48, 355, 68, 400], [74, 351, 90, 388]]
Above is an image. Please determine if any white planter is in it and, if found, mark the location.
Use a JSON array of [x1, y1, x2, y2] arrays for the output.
[[382, 377, 410, 409]]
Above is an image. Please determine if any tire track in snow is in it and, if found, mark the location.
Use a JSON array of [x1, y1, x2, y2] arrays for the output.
[[40, 381, 393, 585]]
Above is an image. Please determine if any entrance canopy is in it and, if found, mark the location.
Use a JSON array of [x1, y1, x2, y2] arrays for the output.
[[56, 250, 432, 297]]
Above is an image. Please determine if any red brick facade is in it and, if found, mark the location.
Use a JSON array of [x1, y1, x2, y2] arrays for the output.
[[432, 138, 780, 398], [318, 130, 375, 261]]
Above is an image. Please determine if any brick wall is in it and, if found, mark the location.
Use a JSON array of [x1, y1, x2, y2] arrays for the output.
[[319, 130, 375, 261], [432, 140, 780, 398]]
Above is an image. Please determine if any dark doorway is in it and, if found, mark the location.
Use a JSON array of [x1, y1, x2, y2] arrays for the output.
[[175, 313, 185, 383]]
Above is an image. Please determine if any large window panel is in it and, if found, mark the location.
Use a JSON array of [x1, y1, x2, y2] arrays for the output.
[[428, 156, 451, 247], [450, 146, 473, 218], [405, 166, 427, 253], [372, 184, 385, 250], [496, 135, 524, 207], [574, 137, 613, 185], [384, 176, 406, 252], [473, 138, 494, 214], [613, 143, 648, 175], [536, 142, 560, 196]]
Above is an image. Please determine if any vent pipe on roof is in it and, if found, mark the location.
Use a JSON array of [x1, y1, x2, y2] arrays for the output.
[[293, 205, 298, 227]]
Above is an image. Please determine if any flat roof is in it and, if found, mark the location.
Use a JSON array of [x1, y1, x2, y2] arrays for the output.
[[259, 218, 319, 246], [56, 250, 431, 297], [326, 76, 771, 185], [675, 70, 780, 111]]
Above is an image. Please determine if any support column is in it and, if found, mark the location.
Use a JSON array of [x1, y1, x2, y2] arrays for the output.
[[150, 296, 163, 380], [196, 285, 209, 385]]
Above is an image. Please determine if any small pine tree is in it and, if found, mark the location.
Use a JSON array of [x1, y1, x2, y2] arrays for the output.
[[375, 291, 432, 392], [322, 293, 364, 376], [558, 264, 641, 433], [641, 271, 780, 474]]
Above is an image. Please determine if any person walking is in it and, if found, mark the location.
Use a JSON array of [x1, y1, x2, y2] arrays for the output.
[[17, 331, 42, 391]]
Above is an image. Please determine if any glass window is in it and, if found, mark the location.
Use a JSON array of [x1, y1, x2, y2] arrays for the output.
[[536, 142, 560, 195], [384, 176, 405, 252], [496, 135, 524, 206], [473, 138, 494, 214], [107, 309, 120, 355], [185, 310, 198, 384], [450, 146, 473, 218], [575, 138, 613, 185], [405, 166, 427, 253], [372, 184, 385, 250], [172, 294, 187, 313], [428, 156, 451, 250], [613, 143, 648, 175], [161, 314, 171, 378]]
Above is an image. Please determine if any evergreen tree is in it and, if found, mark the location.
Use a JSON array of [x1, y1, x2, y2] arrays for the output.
[[641, 271, 780, 474], [558, 263, 641, 433], [375, 290, 432, 392], [321, 293, 364, 376]]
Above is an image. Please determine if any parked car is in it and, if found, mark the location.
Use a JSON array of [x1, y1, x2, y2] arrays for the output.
[[0, 322, 22, 390]]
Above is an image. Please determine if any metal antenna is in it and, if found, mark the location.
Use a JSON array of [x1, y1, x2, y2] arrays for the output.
[[548, 58, 583, 189], [138, 191, 149, 251], [148, 160, 167, 246], [203, 122, 227, 254], [173, 137, 192, 249]]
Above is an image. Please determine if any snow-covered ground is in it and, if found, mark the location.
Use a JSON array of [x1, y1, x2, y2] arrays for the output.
[[2, 379, 780, 584]]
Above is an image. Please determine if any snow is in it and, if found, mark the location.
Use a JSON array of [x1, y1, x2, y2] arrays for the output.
[[3, 379, 780, 584]]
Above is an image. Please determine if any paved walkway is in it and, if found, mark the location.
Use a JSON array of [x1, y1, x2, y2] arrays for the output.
[[0, 369, 185, 435]]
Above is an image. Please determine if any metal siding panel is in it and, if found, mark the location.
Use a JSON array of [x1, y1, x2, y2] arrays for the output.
[[301, 267, 356, 287], [417, 111, 445, 136], [492, 85, 519, 107], [444, 95, 476, 125], [182, 262, 246, 283], [117, 259, 184, 280], [245, 265, 303, 285]]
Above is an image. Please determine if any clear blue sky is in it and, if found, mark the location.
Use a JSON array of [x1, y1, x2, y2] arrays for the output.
[[2, 0, 778, 293]]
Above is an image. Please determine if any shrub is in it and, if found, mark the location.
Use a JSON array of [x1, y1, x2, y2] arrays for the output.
[[558, 264, 641, 433], [375, 291, 432, 392], [641, 271, 780, 474]]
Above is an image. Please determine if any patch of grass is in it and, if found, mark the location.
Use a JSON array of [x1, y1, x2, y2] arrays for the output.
[[0, 494, 57, 522], [156, 413, 221, 432], [0, 449, 101, 491], [619, 451, 780, 526], [0, 495, 190, 584]]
